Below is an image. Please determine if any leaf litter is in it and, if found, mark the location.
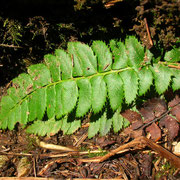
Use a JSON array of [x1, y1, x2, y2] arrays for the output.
[[0, 95, 180, 179]]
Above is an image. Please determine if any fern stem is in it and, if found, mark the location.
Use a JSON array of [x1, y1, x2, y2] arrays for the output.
[[14, 67, 132, 111]]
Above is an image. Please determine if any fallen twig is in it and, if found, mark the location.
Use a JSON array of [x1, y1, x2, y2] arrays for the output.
[[159, 62, 180, 69], [98, 136, 180, 168], [143, 137, 180, 168], [167, 64, 180, 69], [104, 0, 123, 8], [98, 136, 146, 163], [36, 139, 78, 152], [0, 43, 23, 48], [0, 152, 33, 157], [0, 150, 107, 158], [73, 132, 88, 147], [144, 18, 153, 46]]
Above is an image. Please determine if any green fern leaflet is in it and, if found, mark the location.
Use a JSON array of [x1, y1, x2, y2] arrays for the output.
[[0, 36, 180, 137]]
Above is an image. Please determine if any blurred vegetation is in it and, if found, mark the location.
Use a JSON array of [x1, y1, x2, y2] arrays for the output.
[[0, 0, 179, 86]]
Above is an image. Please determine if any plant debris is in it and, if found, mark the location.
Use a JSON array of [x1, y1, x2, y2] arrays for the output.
[[0, 95, 180, 179]]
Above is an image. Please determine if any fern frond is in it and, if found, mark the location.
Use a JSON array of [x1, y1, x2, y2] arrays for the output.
[[105, 73, 124, 111], [55, 49, 72, 80], [55, 81, 78, 118], [92, 41, 112, 72], [138, 67, 153, 96], [91, 76, 107, 114], [150, 64, 172, 94], [164, 48, 180, 62], [125, 36, 144, 71], [28, 64, 51, 89], [120, 69, 138, 104], [88, 114, 101, 138], [99, 110, 112, 136], [46, 85, 56, 119], [68, 42, 97, 77], [110, 40, 128, 69], [112, 107, 124, 133], [172, 69, 180, 91], [26, 119, 62, 136], [0, 36, 179, 137], [76, 79, 92, 117]]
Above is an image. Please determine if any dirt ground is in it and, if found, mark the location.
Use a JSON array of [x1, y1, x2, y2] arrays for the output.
[[0, 93, 180, 179], [0, 0, 180, 179]]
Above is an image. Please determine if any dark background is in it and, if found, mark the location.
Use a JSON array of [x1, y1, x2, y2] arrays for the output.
[[0, 0, 179, 86]]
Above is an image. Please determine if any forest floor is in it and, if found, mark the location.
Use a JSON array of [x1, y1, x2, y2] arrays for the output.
[[0, 94, 180, 179], [0, 0, 180, 179]]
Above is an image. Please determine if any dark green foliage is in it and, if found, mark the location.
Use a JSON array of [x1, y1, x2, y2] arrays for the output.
[[0, 36, 179, 137]]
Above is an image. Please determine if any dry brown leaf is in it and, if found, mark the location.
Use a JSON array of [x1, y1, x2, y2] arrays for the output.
[[139, 106, 155, 123], [121, 109, 143, 129], [168, 95, 180, 107], [159, 115, 179, 140], [139, 98, 167, 123], [145, 123, 161, 141], [170, 105, 180, 122], [121, 109, 142, 122], [123, 127, 144, 139], [96, 136, 115, 148]]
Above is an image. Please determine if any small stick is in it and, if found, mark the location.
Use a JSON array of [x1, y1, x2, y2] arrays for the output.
[[74, 132, 88, 147], [98, 136, 180, 168], [0, 152, 33, 157], [143, 137, 180, 168], [33, 157, 37, 177], [0, 150, 107, 158], [38, 158, 76, 176], [0, 43, 23, 48], [168, 64, 180, 69], [104, 0, 123, 8], [144, 18, 153, 46], [37, 139, 78, 152], [98, 136, 146, 163], [158, 62, 180, 69]]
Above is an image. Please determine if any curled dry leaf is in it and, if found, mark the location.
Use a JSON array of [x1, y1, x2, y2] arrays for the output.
[[170, 105, 180, 122], [139, 98, 167, 123], [168, 95, 180, 107], [139, 106, 155, 123], [121, 109, 143, 130], [145, 123, 161, 141], [169, 95, 180, 122], [159, 115, 179, 141], [153, 98, 167, 117], [17, 157, 31, 177], [123, 126, 144, 139], [96, 136, 115, 148]]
